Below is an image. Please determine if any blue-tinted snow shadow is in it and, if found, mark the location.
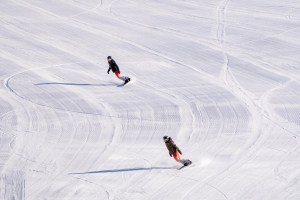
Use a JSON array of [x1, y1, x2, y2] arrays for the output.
[[69, 167, 175, 175], [117, 83, 125, 87], [35, 82, 116, 86]]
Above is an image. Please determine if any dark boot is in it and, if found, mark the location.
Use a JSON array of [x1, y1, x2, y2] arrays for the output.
[[124, 78, 131, 84]]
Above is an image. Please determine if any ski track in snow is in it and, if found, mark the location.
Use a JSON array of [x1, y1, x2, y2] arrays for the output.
[[1, 0, 300, 199]]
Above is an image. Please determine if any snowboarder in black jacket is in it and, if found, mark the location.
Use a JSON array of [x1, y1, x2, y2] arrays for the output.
[[163, 136, 192, 166], [107, 56, 130, 84]]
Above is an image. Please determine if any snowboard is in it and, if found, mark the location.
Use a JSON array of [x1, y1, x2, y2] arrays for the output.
[[124, 78, 131, 85], [117, 77, 132, 87], [178, 160, 192, 170]]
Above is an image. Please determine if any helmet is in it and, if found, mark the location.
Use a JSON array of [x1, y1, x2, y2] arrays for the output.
[[107, 56, 112, 60], [163, 136, 169, 142]]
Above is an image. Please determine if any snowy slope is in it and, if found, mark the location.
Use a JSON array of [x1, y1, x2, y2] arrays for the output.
[[1, 0, 300, 199]]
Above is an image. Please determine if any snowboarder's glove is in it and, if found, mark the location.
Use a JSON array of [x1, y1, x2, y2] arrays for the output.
[[169, 153, 172, 157]]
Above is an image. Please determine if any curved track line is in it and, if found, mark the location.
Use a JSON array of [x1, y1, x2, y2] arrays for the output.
[[3, 64, 161, 122], [216, 0, 230, 45]]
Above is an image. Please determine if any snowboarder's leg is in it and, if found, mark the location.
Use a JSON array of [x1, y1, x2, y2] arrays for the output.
[[173, 151, 192, 166], [114, 71, 130, 82], [172, 151, 182, 162], [114, 71, 121, 79]]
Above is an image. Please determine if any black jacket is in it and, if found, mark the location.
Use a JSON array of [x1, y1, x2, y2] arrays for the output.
[[107, 59, 120, 74], [164, 137, 182, 157]]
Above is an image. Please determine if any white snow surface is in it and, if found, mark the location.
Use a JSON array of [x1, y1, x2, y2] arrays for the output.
[[1, 0, 300, 199]]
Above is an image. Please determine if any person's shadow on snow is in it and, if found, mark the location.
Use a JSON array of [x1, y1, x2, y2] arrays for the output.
[[35, 82, 116, 87], [69, 167, 175, 174]]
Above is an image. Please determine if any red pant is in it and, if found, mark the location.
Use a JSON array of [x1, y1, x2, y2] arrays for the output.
[[172, 151, 182, 161], [114, 71, 121, 78]]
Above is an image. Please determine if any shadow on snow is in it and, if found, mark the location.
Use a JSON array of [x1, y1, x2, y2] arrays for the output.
[[35, 82, 116, 86], [69, 167, 175, 175]]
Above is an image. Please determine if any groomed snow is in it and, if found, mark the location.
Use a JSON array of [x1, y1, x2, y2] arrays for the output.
[[1, 0, 300, 199]]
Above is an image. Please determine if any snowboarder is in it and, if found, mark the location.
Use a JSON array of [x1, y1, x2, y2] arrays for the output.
[[107, 56, 130, 84], [163, 136, 192, 166]]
